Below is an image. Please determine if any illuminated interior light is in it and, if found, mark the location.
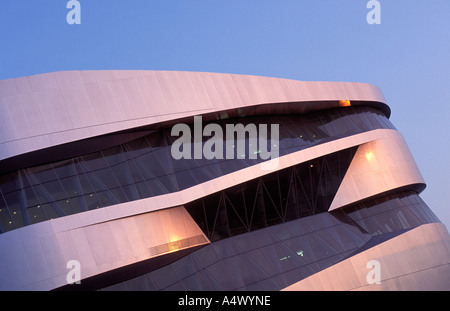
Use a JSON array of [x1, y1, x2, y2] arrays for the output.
[[168, 235, 182, 253], [339, 100, 351, 107], [168, 241, 181, 253], [365, 151, 374, 161], [169, 235, 179, 243]]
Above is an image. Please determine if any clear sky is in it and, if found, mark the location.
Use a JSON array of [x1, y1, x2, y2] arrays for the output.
[[1, 0, 449, 229]]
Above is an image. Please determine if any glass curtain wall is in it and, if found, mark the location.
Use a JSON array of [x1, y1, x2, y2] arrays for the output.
[[0, 106, 395, 232]]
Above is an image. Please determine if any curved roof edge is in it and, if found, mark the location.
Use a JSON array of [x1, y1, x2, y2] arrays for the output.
[[0, 70, 389, 163]]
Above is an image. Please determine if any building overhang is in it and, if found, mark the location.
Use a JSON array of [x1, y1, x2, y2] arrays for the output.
[[0, 70, 389, 167]]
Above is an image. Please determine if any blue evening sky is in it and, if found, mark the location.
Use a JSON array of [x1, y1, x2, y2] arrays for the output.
[[1, 0, 449, 229]]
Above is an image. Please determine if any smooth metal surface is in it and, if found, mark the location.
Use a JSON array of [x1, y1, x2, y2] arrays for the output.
[[329, 130, 426, 211], [0, 70, 387, 161]]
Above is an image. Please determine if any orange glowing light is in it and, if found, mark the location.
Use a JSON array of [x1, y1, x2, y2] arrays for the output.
[[339, 100, 351, 107], [365, 152, 374, 161], [167, 235, 182, 253], [168, 241, 181, 253], [169, 235, 180, 243]]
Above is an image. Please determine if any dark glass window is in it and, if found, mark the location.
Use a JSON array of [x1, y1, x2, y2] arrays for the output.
[[100, 192, 440, 292], [343, 191, 441, 235], [185, 147, 358, 242], [100, 211, 373, 291], [0, 106, 398, 233]]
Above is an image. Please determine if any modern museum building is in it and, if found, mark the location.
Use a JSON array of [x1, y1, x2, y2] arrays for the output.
[[0, 70, 449, 291]]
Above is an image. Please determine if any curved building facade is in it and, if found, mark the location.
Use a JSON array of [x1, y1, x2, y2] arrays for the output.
[[0, 70, 448, 291]]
